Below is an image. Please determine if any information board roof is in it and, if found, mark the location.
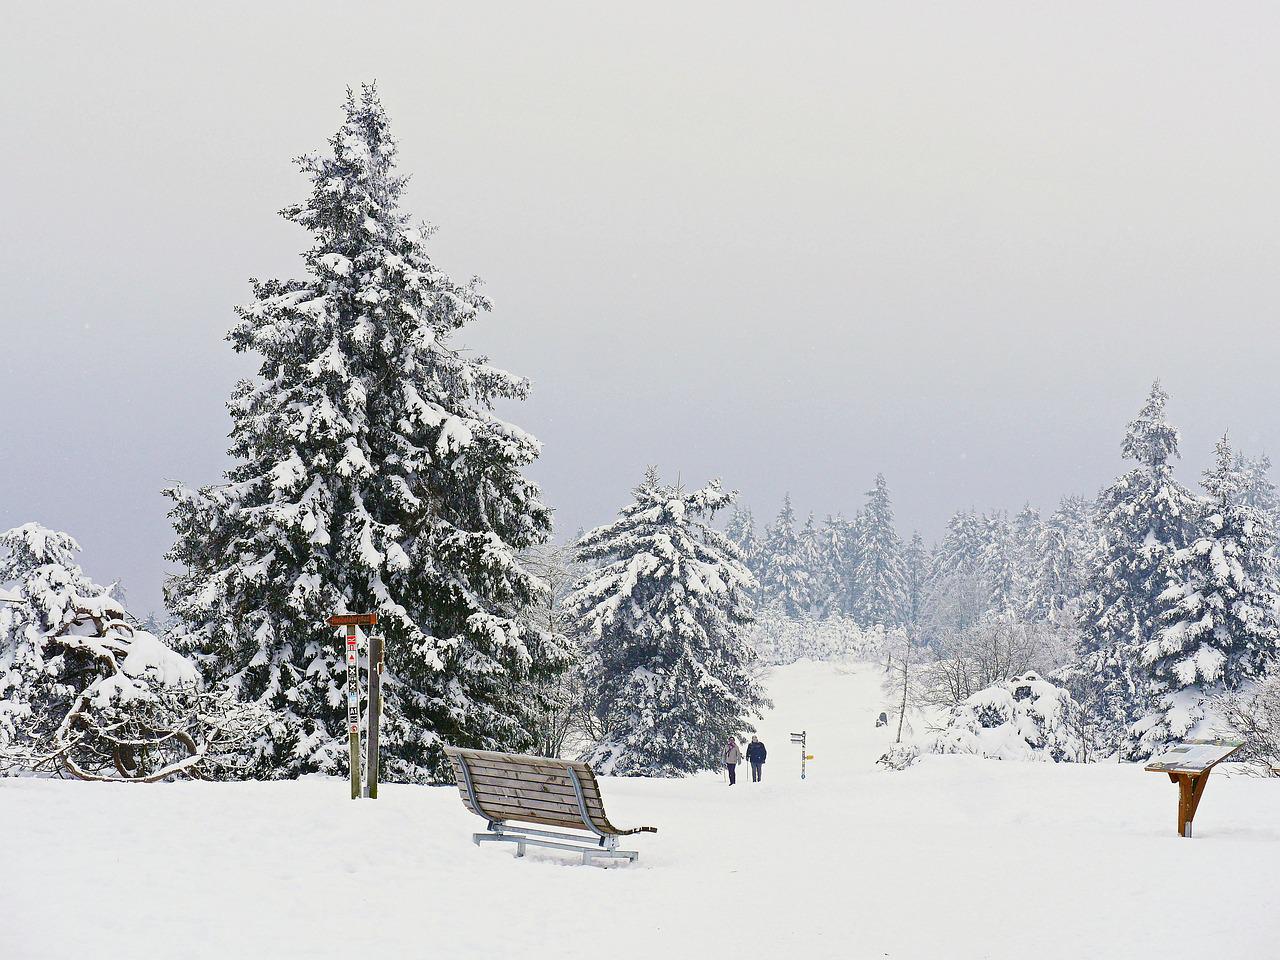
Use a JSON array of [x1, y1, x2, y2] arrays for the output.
[[1144, 739, 1243, 774]]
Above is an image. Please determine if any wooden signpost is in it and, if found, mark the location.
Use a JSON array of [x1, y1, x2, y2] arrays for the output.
[[1144, 738, 1244, 838], [365, 631, 384, 799], [327, 613, 378, 801]]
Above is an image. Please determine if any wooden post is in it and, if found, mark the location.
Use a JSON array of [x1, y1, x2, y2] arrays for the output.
[[345, 626, 361, 801], [366, 633, 384, 799], [1171, 772, 1210, 837], [327, 613, 378, 802]]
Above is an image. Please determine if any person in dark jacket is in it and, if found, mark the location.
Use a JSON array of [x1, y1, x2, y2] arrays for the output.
[[746, 736, 767, 782]]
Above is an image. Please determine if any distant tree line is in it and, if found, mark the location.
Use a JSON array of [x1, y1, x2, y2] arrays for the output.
[[725, 382, 1280, 762]]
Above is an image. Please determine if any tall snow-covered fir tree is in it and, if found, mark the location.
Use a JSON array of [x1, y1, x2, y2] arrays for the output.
[[799, 513, 836, 616], [930, 510, 988, 586], [822, 513, 859, 616], [567, 470, 768, 776], [724, 505, 762, 579], [978, 511, 1020, 613], [1076, 382, 1198, 742], [903, 532, 929, 627], [1009, 504, 1043, 612], [164, 86, 566, 783], [1233, 451, 1280, 542], [850, 474, 908, 627], [760, 494, 813, 617], [1134, 437, 1280, 752], [1027, 495, 1096, 622]]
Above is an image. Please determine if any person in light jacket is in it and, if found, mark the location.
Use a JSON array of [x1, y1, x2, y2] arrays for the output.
[[746, 735, 767, 782], [724, 737, 743, 785]]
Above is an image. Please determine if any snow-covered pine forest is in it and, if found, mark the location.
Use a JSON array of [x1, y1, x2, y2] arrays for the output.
[[5, 89, 1280, 787], [729, 383, 1280, 767], [9, 0, 1280, 944]]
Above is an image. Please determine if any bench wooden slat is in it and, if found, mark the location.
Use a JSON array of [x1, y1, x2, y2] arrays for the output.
[[463, 770, 601, 799], [468, 804, 594, 830], [452, 747, 592, 773], [456, 755, 594, 782], [471, 787, 603, 818], [476, 783, 604, 814], [453, 757, 592, 788]]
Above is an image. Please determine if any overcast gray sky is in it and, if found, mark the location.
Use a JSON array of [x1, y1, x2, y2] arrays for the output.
[[3, 2, 1279, 613]]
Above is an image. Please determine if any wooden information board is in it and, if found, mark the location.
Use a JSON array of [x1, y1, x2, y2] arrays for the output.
[[1144, 738, 1243, 838]]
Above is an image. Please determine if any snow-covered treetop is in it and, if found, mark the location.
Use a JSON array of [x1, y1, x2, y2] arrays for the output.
[[1121, 380, 1180, 471], [1201, 434, 1244, 505], [0, 522, 126, 636], [571, 468, 752, 639]]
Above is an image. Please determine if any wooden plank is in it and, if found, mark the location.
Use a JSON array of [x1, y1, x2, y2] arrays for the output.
[[470, 788, 602, 819], [464, 769, 600, 798], [467, 775, 600, 803], [446, 747, 592, 774], [449, 759, 594, 795], [456, 755, 593, 780], [455, 758, 570, 780], [472, 805, 598, 831]]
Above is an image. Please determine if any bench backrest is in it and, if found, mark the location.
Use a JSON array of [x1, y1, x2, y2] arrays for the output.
[[445, 747, 626, 837]]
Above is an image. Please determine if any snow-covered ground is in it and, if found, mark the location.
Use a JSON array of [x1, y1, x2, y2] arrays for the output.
[[6, 660, 1278, 959]]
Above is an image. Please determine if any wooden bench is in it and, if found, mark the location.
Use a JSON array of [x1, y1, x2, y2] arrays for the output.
[[444, 746, 657, 865]]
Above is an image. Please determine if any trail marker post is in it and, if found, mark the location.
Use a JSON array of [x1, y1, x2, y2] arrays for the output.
[[327, 613, 378, 801], [365, 632, 384, 799], [790, 731, 807, 780]]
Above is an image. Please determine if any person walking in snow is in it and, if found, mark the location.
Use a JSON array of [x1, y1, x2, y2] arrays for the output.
[[746, 735, 767, 782], [724, 737, 743, 784]]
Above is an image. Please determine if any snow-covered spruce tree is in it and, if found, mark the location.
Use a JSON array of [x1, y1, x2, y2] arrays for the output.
[[850, 474, 909, 628], [930, 510, 988, 587], [760, 494, 813, 618], [567, 470, 769, 776], [978, 511, 1021, 613], [724, 505, 762, 580], [903, 532, 929, 627], [1027, 495, 1096, 622], [822, 513, 859, 616], [0, 524, 263, 781], [1075, 382, 1198, 747], [1134, 436, 1280, 753], [799, 513, 837, 616], [1009, 504, 1043, 612], [1234, 451, 1277, 511], [928, 508, 1019, 618], [1233, 451, 1280, 542], [519, 543, 588, 759], [164, 86, 565, 783]]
